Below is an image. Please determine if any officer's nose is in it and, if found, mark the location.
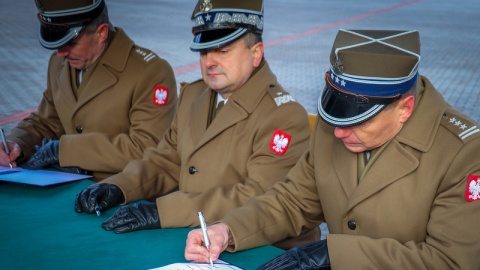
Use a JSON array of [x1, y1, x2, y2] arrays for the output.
[[201, 52, 218, 68], [334, 127, 352, 139]]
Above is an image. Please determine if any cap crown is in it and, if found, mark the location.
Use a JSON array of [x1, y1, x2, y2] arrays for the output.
[[330, 29, 420, 97], [36, 0, 93, 12], [331, 30, 420, 79], [35, 0, 105, 49], [190, 0, 264, 52], [191, 0, 264, 34], [35, 0, 104, 25]]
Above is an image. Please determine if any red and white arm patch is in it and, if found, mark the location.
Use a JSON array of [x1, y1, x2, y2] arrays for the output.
[[269, 129, 292, 155], [465, 175, 480, 202], [153, 85, 169, 106]]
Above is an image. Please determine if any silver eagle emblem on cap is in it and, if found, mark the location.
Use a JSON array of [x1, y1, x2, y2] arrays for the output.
[[333, 55, 344, 75], [201, 0, 213, 13]]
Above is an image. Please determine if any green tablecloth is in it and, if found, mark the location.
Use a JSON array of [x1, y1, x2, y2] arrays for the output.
[[0, 180, 283, 269]]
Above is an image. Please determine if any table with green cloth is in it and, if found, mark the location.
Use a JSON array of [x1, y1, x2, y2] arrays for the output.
[[0, 179, 283, 269]]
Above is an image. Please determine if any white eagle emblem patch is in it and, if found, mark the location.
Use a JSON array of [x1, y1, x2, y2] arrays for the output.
[[465, 175, 480, 202], [270, 129, 291, 155], [153, 85, 168, 106]]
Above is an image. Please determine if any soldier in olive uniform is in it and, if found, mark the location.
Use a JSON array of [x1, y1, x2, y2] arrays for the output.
[[185, 29, 480, 269], [74, 0, 314, 246], [0, 0, 177, 180]]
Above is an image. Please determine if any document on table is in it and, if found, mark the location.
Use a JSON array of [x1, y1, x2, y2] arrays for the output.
[[150, 260, 243, 270], [0, 167, 21, 174], [0, 166, 92, 186]]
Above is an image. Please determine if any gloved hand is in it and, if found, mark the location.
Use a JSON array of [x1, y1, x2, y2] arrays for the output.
[[22, 138, 59, 170], [102, 202, 160, 233], [74, 183, 125, 214], [257, 239, 331, 270]]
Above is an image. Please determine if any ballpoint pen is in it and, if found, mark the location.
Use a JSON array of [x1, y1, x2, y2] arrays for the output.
[[198, 211, 214, 267], [0, 128, 13, 169], [95, 202, 101, 216]]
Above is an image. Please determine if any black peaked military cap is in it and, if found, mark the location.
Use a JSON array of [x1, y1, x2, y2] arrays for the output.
[[190, 0, 264, 52], [35, 0, 106, 50]]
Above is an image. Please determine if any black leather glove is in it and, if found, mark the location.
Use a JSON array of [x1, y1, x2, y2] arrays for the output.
[[74, 183, 125, 214], [257, 239, 331, 270], [101, 202, 160, 233], [51, 164, 91, 175], [22, 138, 60, 170]]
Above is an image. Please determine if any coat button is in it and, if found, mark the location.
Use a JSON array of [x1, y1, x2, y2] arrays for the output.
[[75, 125, 83, 133], [188, 166, 197, 175], [347, 220, 356, 230]]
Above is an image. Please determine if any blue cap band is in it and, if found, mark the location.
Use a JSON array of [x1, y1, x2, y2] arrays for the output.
[[329, 67, 418, 97]]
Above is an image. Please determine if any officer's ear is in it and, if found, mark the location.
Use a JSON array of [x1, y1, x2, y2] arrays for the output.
[[251, 42, 264, 68], [398, 95, 415, 124], [95, 23, 109, 43]]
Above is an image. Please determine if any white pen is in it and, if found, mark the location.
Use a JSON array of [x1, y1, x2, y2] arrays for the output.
[[0, 129, 13, 169], [198, 211, 214, 267], [95, 202, 101, 216]]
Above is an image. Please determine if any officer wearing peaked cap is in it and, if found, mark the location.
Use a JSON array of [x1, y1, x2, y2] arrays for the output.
[[75, 0, 315, 248], [185, 29, 480, 269], [1, 0, 177, 180]]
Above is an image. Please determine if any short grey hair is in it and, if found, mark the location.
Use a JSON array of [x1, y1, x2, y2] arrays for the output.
[[243, 32, 262, 48], [83, 5, 114, 35]]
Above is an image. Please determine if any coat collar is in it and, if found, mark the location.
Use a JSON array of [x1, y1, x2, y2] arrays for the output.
[[228, 60, 274, 114], [189, 61, 277, 152], [59, 27, 134, 116], [332, 75, 446, 209], [395, 76, 446, 152]]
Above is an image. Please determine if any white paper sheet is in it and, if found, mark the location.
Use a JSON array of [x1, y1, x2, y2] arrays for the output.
[[0, 166, 21, 174], [150, 260, 243, 270]]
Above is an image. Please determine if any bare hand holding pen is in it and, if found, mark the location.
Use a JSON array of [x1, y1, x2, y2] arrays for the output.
[[185, 223, 231, 264], [0, 137, 21, 168]]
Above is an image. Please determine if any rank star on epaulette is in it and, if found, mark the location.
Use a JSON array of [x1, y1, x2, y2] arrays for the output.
[[465, 175, 480, 202], [135, 48, 156, 62], [153, 85, 169, 106], [447, 116, 480, 140], [270, 129, 291, 155]]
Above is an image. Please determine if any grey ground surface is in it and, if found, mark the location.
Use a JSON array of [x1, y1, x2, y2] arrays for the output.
[[1, 0, 479, 133]]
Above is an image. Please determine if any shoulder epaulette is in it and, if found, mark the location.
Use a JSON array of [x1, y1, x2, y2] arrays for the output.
[[266, 84, 296, 107], [133, 46, 158, 63], [441, 110, 480, 143]]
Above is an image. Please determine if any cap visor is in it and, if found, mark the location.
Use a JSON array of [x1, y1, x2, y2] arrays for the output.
[[190, 28, 247, 52], [318, 84, 385, 127], [39, 24, 83, 50]]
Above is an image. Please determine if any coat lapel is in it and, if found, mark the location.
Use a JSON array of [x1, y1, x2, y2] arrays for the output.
[[190, 88, 213, 144], [332, 139, 359, 198], [345, 140, 419, 211], [71, 28, 132, 119], [188, 61, 275, 156], [190, 95, 249, 154], [333, 76, 444, 213], [202, 99, 247, 141], [57, 64, 78, 110], [72, 64, 117, 115]]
